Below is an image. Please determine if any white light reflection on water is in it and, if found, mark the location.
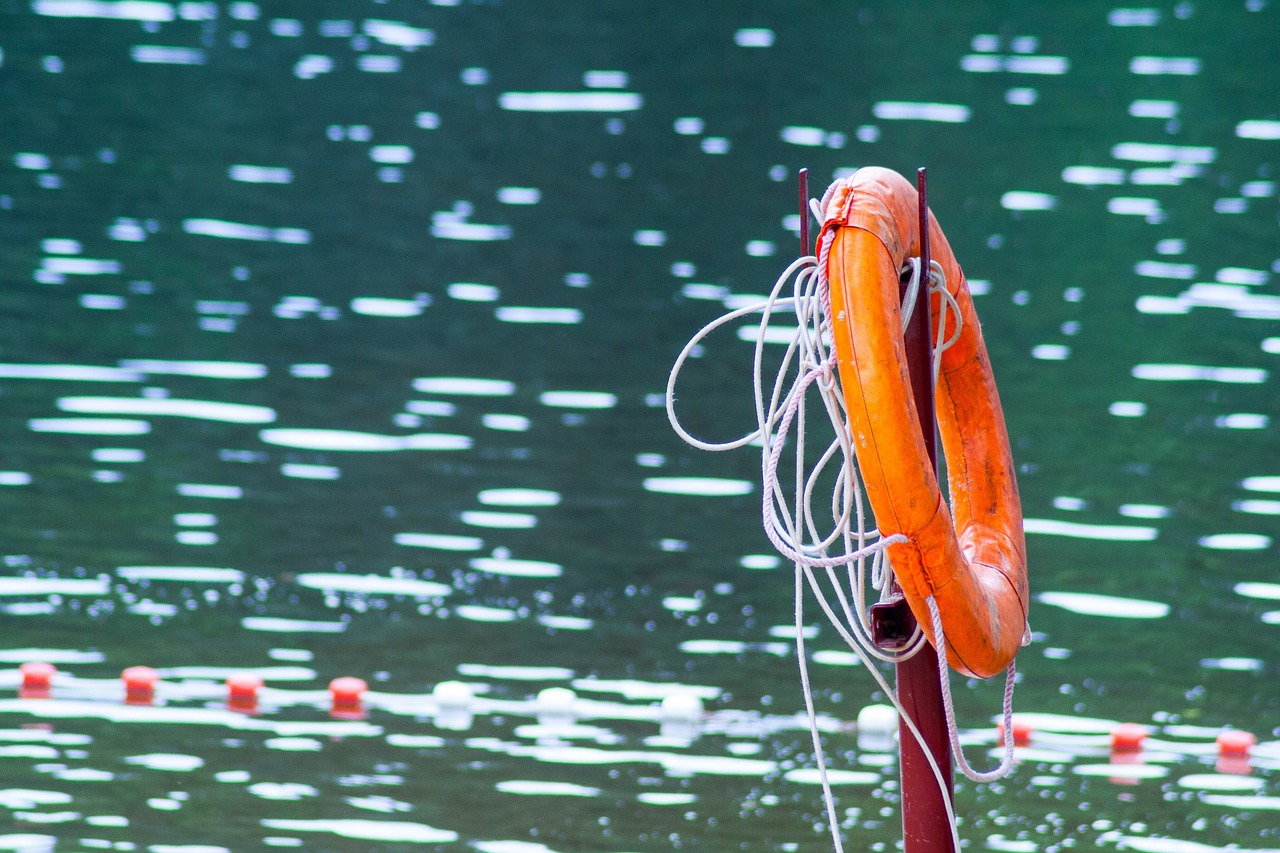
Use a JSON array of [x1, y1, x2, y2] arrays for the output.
[[496, 780, 601, 797], [961, 55, 1069, 74], [294, 573, 451, 598], [1023, 518, 1158, 540], [1237, 119, 1280, 140], [1131, 364, 1267, 383], [1198, 533, 1272, 551], [478, 489, 560, 507], [1136, 283, 1280, 319], [0, 363, 143, 381], [784, 768, 880, 785], [0, 577, 110, 596], [240, 617, 346, 633], [1130, 56, 1201, 75], [1233, 499, 1280, 515], [535, 614, 593, 632], [281, 462, 340, 480], [182, 218, 310, 244], [33, 0, 173, 20], [412, 377, 514, 396], [1036, 591, 1170, 618], [456, 605, 519, 623], [260, 819, 458, 844], [1198, 795, 1280, 811], [496, 306, 582, 324], [259, 428, 471, 451], [228, 164, 292, 184], [116, 566, 243, 583], [431, 211, 512, 241], [461, 511, 537, 529], [1241, 476, 1280, 492], [131, 45, 205, 65], [642, 477, 752, 496], [1001, 191, 1058, 211], [538, 390, 614, 408], [483, 414, 531, 431], [457, 664, 573, 681], [1061, 165, 1126, 186], [872, 101, 971, 122], [349, 296, 428, 317], [394, 532, 484, 551], [177, 483, 242, 499], [57, 396, 276, 424], [117, 359, 268, 379], [1233, 582, 1280, 601], [469, 557, 561, 578], [1073, 763, 1168, 779], [448, 282, 500, 301], [498, 91, 642, 112]]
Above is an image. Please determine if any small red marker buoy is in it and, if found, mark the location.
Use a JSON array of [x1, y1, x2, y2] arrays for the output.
[[227, 673, 263, 713], [997, 718, 1034, 747], [19, 662, 56, 699], [329, 676, 367, 719], [122, 666, 159, 705], [1216, 729, 1257, 757], [1110, 722, 1148, 753], [1216, 729, 1257, 775]]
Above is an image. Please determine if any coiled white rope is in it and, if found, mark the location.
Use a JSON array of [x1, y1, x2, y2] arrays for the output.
[[666, 214, 1016, 853]]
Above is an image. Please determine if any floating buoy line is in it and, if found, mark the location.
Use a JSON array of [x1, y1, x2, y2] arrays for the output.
[[10, 657, 1267, 780]]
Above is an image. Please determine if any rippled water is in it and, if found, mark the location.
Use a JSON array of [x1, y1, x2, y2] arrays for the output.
[[2, 1, 1278, 850]]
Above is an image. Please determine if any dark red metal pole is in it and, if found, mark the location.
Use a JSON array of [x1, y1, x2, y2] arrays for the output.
[[799, 168, 811, 256], [895, 167, 955, 853]]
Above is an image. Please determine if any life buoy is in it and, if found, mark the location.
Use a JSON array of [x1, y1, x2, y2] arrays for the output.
[[820, 167, 1028, 679]]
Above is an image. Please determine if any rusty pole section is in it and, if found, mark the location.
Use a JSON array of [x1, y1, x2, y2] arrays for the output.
[[895, 165, 955, 853]]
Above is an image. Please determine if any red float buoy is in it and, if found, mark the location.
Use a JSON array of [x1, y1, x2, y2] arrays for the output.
[[1110, 722, 1148, 753], [19, 662, 56, 698], [122, 665, 159, 705], [1217, 729, 1257, 757], [329, 676, 367, 719], [227, 672, 263, 713], [1216, 729, 1257, 775], [997, 718, 1034, 747]]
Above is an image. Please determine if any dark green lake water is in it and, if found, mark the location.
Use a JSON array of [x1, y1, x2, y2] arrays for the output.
[[1, 1, 1278, 850]]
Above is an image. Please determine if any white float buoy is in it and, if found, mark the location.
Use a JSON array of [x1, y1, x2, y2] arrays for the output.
[[432, 680, 475, 731], [659, 692, 704, 741], [433, 679, 473, 708], [535, 686, 578, 726], [856, 703, 898, 752], [661, 692, 704, 722]]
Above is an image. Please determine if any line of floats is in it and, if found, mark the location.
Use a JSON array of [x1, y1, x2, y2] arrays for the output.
[[8, 661, 1274, 783]]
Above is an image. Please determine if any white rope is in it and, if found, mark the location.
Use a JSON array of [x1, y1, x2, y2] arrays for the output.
[[926, 594, 1019, 783], [667, 192, 1015, 852], [666, 240, 919, 654]]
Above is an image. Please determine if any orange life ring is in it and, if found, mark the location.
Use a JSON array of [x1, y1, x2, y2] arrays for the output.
[[820, 167, 1028, 679]]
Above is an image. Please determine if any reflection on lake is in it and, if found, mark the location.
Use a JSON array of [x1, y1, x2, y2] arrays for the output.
[[1, 1, 1278, 850]]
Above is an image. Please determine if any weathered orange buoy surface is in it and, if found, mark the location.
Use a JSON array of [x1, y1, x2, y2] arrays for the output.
[[821, 167, 1028, 678]]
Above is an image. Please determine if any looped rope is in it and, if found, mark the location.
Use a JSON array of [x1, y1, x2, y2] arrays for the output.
[[927, 594, 1019, 783], [666, 195, 1016, 853]]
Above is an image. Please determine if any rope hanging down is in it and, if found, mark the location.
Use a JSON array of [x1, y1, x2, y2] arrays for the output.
[[666, 211, 1018, 853]]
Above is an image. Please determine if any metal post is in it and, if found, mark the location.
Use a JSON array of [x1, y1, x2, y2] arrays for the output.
[[895, 166, 955, 853], [799, 168, 811, 257]]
